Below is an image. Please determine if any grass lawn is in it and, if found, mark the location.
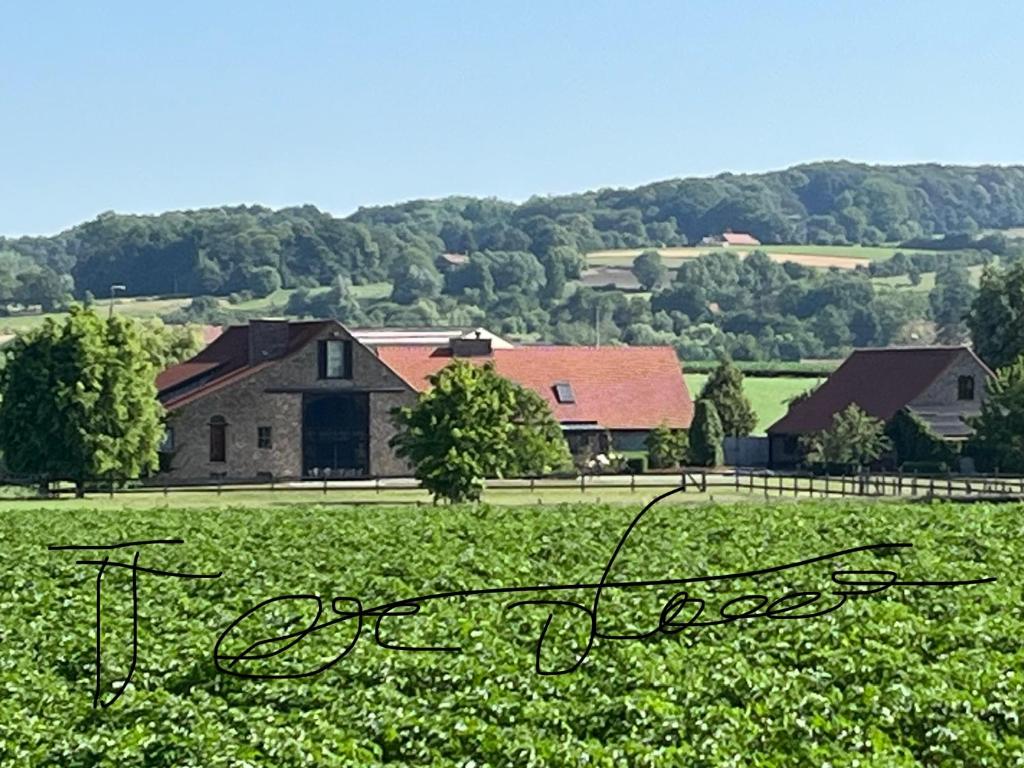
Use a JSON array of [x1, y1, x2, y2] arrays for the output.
[[0, 482, 766, 511], [685, 373, 821, 434]]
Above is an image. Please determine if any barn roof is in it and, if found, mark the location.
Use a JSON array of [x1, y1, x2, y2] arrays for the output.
[[767, 346, 992, 435]]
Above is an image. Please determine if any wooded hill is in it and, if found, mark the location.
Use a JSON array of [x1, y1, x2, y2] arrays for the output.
[[2, 161, 1024, 305]]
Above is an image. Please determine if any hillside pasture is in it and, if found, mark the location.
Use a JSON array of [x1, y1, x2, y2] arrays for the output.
[[684, 373, 821, 435]]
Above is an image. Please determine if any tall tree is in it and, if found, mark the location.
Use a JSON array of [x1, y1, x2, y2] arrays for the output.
[[632, 250, 667, 291], [698, 359, 757, 437], [688, 400, 724, 466], [0, 305, 164, 495], [968, 261, 1024, 369], [929, 263, 975, 343], [967, 354, 1024, 472], [390, 360, 571, 502]]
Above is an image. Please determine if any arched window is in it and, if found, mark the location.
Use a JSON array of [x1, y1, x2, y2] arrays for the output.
[[957, 375, 975, 401], [209, 416, 227, 462]]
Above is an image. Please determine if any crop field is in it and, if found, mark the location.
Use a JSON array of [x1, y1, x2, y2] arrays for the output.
[[584, 244, 933, 270], [685, 373, 821, 435], [0, 499, 1019, 766]]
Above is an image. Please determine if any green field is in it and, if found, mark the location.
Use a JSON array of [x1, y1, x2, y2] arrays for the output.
[[585, 244, 934, 269], [685, 373, 821, 434], [0, 296, 194, 334], [0, 283, 395, 336], [1, 499, 1019, 766], [871, 264, 986, 294]]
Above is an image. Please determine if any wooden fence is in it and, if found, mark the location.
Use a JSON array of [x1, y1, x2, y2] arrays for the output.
[[4, 469, 1024, 502]]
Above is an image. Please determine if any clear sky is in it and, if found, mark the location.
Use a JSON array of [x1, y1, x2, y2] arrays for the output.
[[2, 0, 1023, 235]]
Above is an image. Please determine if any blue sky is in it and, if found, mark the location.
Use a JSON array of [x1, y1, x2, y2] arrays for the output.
[[2, 1, 1023, 235]]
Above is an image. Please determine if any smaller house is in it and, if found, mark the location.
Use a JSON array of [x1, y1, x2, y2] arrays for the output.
[[435, 253, 470, 272], [699, 231, 761, 247], [767, 346, 993, 467]]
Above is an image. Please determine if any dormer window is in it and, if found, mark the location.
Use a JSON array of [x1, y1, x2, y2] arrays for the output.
[[957, 375, 975, 401], [553, 381, 575, 404]]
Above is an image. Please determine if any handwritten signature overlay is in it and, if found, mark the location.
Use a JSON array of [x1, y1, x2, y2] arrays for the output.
[[48, 486, 996, 708]]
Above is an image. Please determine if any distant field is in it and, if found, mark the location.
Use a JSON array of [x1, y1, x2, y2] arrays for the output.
[[0, 296, 193, 334], [685, 372, 821, 435], [0, 283, 397, 336], [871, 264, 986, 293], [585, 244, 927, 270]]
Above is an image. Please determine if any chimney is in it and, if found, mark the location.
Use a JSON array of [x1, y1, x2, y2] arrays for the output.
[[450, 336, 492, 357], [248, 319, 290, 364]]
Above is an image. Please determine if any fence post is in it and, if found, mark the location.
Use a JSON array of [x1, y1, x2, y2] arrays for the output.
[[217, 479, 222, 496], [700, 470, 706, 492], [376, 476, 381, 495], [630, 473, 635, 493], [580, 473, 586, 493], [108, 477, 114, 499], [323, 476, 328, 495], [825, 474, 830, 497]]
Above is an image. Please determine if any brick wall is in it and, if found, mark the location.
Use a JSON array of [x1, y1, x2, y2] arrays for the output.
[[909, 349, 990, 415], [162, 324, 416, 481]]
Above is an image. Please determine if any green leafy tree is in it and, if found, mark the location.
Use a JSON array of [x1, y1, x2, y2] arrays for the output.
[[0, 305, 165, 495], [632, 250, 667, 291], [968, 261, 1024, 369], [390, 360, 571, 502], [644, 422, 689, 468], [698, 359, 757, 436], [390, 263, 443, 305], [689, 400, 724, 466], [800, 404, 891, 469], [929, 263, 975, 343], [885, 408, 958, 467], [967, 354, 1024, 472]]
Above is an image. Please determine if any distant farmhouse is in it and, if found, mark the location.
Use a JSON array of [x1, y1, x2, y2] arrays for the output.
[[767, 346, 993, 468], [434, 253, 470, 272], [156, 320, 693, 481], [700, 231, 761, 247]]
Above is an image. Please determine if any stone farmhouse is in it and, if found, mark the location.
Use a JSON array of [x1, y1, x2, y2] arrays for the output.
[[766, 345, 994, 468], [155, 319, 693, 481]]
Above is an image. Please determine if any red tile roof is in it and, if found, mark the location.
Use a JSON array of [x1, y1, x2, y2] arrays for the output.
[[767, 346, 992, 435], [157, 320, 334, 410], [379, 345, 693, 429]]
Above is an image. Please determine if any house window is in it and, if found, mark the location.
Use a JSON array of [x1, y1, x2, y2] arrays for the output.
[[257, 426, 273, 449], [318, 339, 353, 379], [209, 416, 227, 462], [553, 381, 576, 404], [957, 375, 975, 401], [159, 426, 175, 453]]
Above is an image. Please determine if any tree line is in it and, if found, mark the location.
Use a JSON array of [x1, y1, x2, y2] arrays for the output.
[[3, 162, 1024, 309]]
